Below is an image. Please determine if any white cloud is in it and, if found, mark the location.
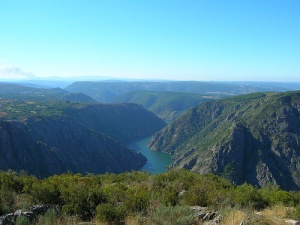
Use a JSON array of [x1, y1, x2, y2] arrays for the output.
[[0, 64, 36, 79]]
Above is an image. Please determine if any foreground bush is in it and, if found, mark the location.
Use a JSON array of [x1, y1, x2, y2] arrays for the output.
[[0, 169, 300, 224]]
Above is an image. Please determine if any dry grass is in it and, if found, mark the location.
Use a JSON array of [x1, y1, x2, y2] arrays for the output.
[[220, 209, 248, 225], [125, 216, 142, 225], [257, 204, 288, 225], [81, 215, 146, 225], [30, 209, 84, 225], [34, 215, 81, 225], [217, 204, 300, 225]]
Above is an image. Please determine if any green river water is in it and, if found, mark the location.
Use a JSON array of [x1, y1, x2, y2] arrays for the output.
[[128, 137, 174, 174]]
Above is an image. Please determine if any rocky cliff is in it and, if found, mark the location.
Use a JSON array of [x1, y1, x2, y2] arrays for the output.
[[0, 118, 146, 177], [148, 91, 300, 190]]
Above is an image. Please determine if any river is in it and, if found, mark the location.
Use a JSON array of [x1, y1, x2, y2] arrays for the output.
[[128, 137, 173, 174]]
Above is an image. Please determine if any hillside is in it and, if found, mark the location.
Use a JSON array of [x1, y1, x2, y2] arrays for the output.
[[0, 94, 166, 176], [148, 91, 300, 190], [116, 90, 219, 122], [0, 118, 146, 177]]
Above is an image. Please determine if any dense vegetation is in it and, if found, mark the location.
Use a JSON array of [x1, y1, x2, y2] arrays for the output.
[[0, 169, 299, 224], [149, 91, 300, 190]]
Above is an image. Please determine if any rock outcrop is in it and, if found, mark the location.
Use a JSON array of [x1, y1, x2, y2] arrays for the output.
[[0, 205, 50, 225]]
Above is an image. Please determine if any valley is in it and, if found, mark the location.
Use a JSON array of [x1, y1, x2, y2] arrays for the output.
[[1, 81, 300, 185]]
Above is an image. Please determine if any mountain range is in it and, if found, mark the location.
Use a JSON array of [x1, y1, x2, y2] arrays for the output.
[[66, 81, 299, 102], [65, 81, 300, 122]]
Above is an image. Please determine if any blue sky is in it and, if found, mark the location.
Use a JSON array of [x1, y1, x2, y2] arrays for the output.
[[0, 0, 299, 81]]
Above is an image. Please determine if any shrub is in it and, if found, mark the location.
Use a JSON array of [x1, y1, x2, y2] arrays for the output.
[[161, 185, 178, 206], [96, 203, 127, 224], [124, 185, 151, 213], [0, 187, 17, 214], [30, 180, 60, 205], [234, 183, 268, 210], [259, 185, 295, 206]]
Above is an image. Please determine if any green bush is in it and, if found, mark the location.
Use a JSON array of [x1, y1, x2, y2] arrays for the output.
[[183, 183, 210, 206], [259, 185, 295, 206], [59, 178, 105, 220], [96, 203, 127, 224], [234, 183, 268, 209], [124, 185, 151, 213], [30, 180, 60, 205], [0, 187, 17, 214]]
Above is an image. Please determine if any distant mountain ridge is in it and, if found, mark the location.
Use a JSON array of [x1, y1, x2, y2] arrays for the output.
[[148, 91, 300, 190], [65, 81, 300, 102], [115, 90, 219, 122], [65, 81, 300, 121]]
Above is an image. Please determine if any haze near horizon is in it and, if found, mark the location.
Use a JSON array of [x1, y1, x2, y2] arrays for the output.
[[0, 0, 299, 82]]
